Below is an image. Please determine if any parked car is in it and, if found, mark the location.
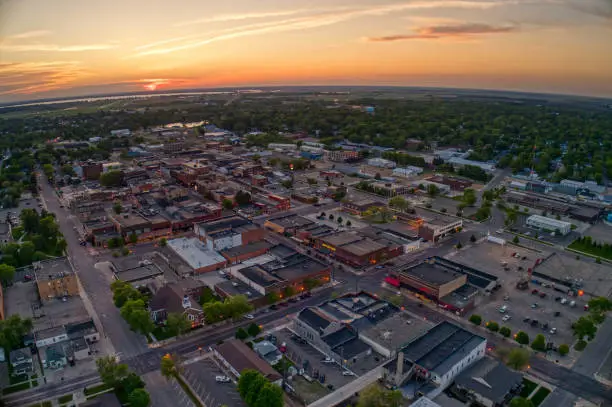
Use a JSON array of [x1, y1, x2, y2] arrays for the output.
[[569, 300, 576, 307], [531, 289, 539, 295], [531, 303, 538, 309], [539, 292, 546, 298], [502, 315, 512, 322], [523, 317, 531, 323], [23, 274, 33, 281], [555, 296, 562, 302], [550, 327, 557, 334], [342, 370, 355, 376], [322, 357, 335, 364], [531, 319, 539, 326], [244, 314, 254, 320], [215, 376, 231, 383], [560, 298, 568, 305], [554, 311, 561, 317]]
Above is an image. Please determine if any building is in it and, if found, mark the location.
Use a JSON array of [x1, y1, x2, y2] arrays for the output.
[[343, 199, 386, 216], [369, 181, 414, 197], [0, 282, 4, 320], [325, 150, 361, 162], [111, 259, 164, 285], [81, 393, 123, 407], [81, 162, 103, 180], [426, 175, 472, 192], [9, 348, 33, 375], [42, 343, 68, 369], [0, 222, 11, 245], [252, 194, 291, 214], [447, 157, 495, 173], [35, 326, 69, 348], [215, 278, 266, 308], [70, 201, 105, 220], [452, 357, 523, 407], [149, 283, 204, 327], [33, 258, 79, 301], [211, 339, 282, 384], [253, 340, 283, 365], [268, 143, 297, 151], [391, 260, 467, 300], [109, 210, 172, 243], [110, 129, 131, 137], [221, 241, 272, 264], [504, 192, 571, 215], [166, 237, 227, 274], [367, 158, 396, 168], [415, 211, 463, 242], [195, 216, 264, 251], [526, 215, 572, 235], [264, 214, 314, 235], [382, 321, 487, 399], [393, 166, 424, 178], [314, 231, 396, 267]]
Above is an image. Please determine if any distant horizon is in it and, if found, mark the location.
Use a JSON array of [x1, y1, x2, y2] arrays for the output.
[[2, 84, 612, 109]]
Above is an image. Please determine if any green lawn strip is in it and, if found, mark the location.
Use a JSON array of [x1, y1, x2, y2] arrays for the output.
[[84, 383, 113, 396], [42, 402, 52, 407], [27, 404, 42, 407], [177, 375, 204, 407], [566, 245, 612, 261], [530, 387, 551, 407], [520, 379, 538, 398], [58, 394, 73, 404], [2, 380, 31, 394], [9, 373, 29, 385]]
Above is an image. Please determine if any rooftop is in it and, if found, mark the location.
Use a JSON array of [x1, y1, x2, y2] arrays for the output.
[[238, 265, 282, 287], [215, 339, 282, 382], [167, 237, 227, 270], [115, 263, 163, 283], [361, 313, 431, 352], [298, 307, 333, 331], [266, 213, 314, 229], [402, 262, 465, 286], [33, 257, 73, 281], [221, 241, 272, 258], [216, 280, 264, 300], [198, 216, 252, 233], [454, 357, 523, 403]]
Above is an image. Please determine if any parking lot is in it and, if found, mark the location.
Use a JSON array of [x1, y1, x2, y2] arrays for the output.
[[450, 242, 588, 347], [584, 221, 612, 245], [143, 370, 196, 407], [182, 358, 245, 407]]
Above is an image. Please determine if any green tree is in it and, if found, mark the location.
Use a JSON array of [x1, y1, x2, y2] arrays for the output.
[[470, 234, 477, 243], [346, 220, 352, 227], [572, 316, 597, 340], [506, 348, 530, 370], [128, 388, 151, 407], [558, 344, 570, 356], [160, 354, 179, 379], [96, 356, 129, 389], [456, 241, 463, 249], [120, 372, 145, 394], [20, 208, 40, 233], [356, 383, 403, 407], [0, 315, 33, 351], [515, 331, 530, 345], [510, 397, 534, 407], [389, 196, 409, 211], [113, 202, 122, 215], [111, 280, 142, 307], [18, 241, 36, 266], [513, 236, 520, 244], [0, 264, 16, 284], [337, 216, 343, 224], [235, 191, 252, 206], [575, 340, 587, 351], [469, 314, 482, 325], [427, 183, 439, 197], [238, 370, 260, 399], [236, 328, 248, 340], [531, 334, 546, 351], [247, 323, 261, 337], [159, 238, 167, 247], [254, 382, 284, 407], [587, 297, 612, 314], [61, 164, 76, 176], [245, 374, 267, 406], [99, 170, 122, 187], [499, 326, 512, 338], [166, 313, 191, 337], [129, 232, 138, 244], [120, 300, 154, 335], [486, 321, 499, 332], [222, 198, 234, 210]]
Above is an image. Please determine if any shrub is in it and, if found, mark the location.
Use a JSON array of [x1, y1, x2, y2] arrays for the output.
[[469, 314, 482, 325], [574, 340, 587, 351], [558, 344, 570, 356], [515, 331, 529, 345], [499, 326, 512, 338], [486, 321, 499, 332], [531, 334, 546, 351]]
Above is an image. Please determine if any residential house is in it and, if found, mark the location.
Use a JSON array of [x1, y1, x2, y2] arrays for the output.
[[9, 347, 33, 375], [149, 283, 204, 327]]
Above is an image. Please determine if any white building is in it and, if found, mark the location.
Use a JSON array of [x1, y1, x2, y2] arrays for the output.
[[526, 215, 572, 235], [367, 158, 396, 168], [393, 166, 424, 178], [110, 129, 131, 137], [447, 157, 495, 173], [268, 143, 297, 151]]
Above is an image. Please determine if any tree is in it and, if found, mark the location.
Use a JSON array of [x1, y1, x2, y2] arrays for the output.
[[235, 191, 252, 206], [96, 356, 129, 388], [456, 241, 463, 249], [515, 331, 530, 345], [337, 216, 343, 224], [588, 297, 612, 314], [254, 382, 284, 407], [346, 220, 352, 227], [513, 236, 520, 244], [120, 300, 154, 335], [245, 374, 267, 406], [499, 326, 512, 338], [160, 354, 178, 379], [0, 315, 33, 351], [247, 323, 261, 337], [389, 196, 409, 211], [20, 208, 40, 233], [111, 280, 142, 307], [427, 183, 439, 197], [222, 198, 234, 210], [575, 340, 587, 351], [113, 202, 122, 215], [470, 234, 477, 243], [236, 328, 249, 340], [531, 334, 546, 351], [238, 370, 260, 399], [121, 372, 145, 394], [356, 383, 403, 407], [510, 397, 534, 407], [128, 388, 151, 407], [129, 232, 138, 244], [0, 264, 15, 284], [572, 316, 597, 340], [166, 313, 191, 337], [99, 170, 122, 187], [558, 344, 570, 356], [486, 321, 499, 332], [328, 214, 334, 220], [506, 348, 530, 370], [159, 238, 167, 247], [469, 315, 482, 325]]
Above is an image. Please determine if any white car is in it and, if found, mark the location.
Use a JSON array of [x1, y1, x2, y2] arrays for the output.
[[560, 298, 568, 305], [342, 370, 356, 376], [502, 315, 511, 322], [322, 357, 335, 364], [549, 327, 557, 334], [215, 376, 231, 383], [244, 314, 254, 320]]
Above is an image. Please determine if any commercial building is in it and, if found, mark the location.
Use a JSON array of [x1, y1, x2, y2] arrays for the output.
[[504, 192, 571, 215], [221, 241, 272, 264], [343, 198, 386, 216], [390, 260, 468, 300], [109, 209, 171, 242], [393, 166, 424, 178], [195, 216, 264, 251], [33, 258, 79, 301], [367, 158, 396, 168], [447, 157, 495, 173], [149, 283, 204, 327], [369, 181, 413, 197], [264, 213, 314, 235], [415, 210, 463, 243], [314, 231, 394, 268], [426, 175, 472, 192], [382, 321, 487, 399], [212, 339, 282, 384], [166, 237, 227, 274], [526, 215, 572, 235], [325, 150, 361, 162], [80, 162, 103, 180]]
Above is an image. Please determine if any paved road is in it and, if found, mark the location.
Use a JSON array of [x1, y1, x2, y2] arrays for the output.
[[574, 317, 612, 377], [38, 175, 148, 359]]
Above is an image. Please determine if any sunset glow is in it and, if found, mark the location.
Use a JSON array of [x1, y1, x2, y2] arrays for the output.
[[1, 0, 611, 102]]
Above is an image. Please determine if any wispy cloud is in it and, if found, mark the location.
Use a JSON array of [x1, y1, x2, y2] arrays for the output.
[[0, 61, 88, 95], [368, 22, 518, 41], [0, 43, 117, 52], [175, 9, 311, 27], [135, 0, 509, 57], [3, 30, 51, 40]]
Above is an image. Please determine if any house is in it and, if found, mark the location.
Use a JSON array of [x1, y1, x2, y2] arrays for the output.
[[0, 222, 12, 244], [253, 340, 283, 366], [211, 339, 282, 384], [452, 357, 523, 407], [71, 337, 91, 360], [149, 283, 204, 327], [43, 343, 68, 369], [9, 347, 33, 375]]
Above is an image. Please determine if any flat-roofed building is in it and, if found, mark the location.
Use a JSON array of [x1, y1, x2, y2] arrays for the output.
[[109, 209, 171, 242], [264, 213, 314, 235], [167, 237, 227, 274], [526, 215, 572, 235], [415, 210, 463, 243], [33, 257, 79, 301], [314, 231, 395, 267], [343, 198, 386, 216], [195, 216, 264, 251], [393, 261, 467, 300]]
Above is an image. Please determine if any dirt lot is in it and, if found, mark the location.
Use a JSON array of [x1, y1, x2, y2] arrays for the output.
[[449, 242, 589, 347]]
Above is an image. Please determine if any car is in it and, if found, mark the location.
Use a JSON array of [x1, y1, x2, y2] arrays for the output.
[[555, 296, 562, 302], [531, 319, 539, 326], [327, 384, 334, 390], [288, 298, 298, 303], [215, 376, 231, 383], [503, 295, 510, 301], [539, 292, 547, 298], [560, 298, 568, 305], [322, 357, 335, 364], [342, 370, 355, 376], [541, 323, 549, 330], [569, 300, 576, 307], [79, 240, 87, 246], [554, 311, 561, 317], [23, 274, 33, 281], [523, 317, 531, 323], [531, 303, 538, 309], [499, 305, 508, 313], [531, 289, 539, 295], [550, 327, 557, 334], [502, 315, 511, 322], [244, 314, 254, 320], [375, 265, 385, 269]]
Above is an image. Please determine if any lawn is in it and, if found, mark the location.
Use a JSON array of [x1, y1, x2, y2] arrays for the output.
[[520, 379, 538, 398], [2, 381, 31, 395], [152, 326, 176, 341], [291, 376, 330, 405], [531, 387, 551, 407], [568, 239, 612, 261], [9, 373, 29, 385], [84, 383, 113, 396], [58, 394, 73, 404]]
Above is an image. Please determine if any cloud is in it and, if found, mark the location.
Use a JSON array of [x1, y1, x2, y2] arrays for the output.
[[3, 30, 51, 40], [368, 22, 518, 41], [0, 61, 88, 95], [0, 43, 117, 52], [135, 0, 509, 56], [567, 0, 612, 21], [175, 9, 311, 27]]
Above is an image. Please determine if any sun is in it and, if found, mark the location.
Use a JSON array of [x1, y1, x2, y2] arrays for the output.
[[144, 83, 157, 91]]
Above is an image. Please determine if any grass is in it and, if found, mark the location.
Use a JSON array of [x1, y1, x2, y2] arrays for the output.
[[567, 241, 612, 261], [84, 383, 113, 396], [152, 326, 176, 341], [43, 402, 52, 407], [253, 336, 265, 343], [177, 375, 204, 407], [9, 373, 29, 385], [530, 387, 551, 406], [574, 340, 587, 351], [58, 394, 73, 404], [520, 379, 538, 398], [2, 381, 31, 395]]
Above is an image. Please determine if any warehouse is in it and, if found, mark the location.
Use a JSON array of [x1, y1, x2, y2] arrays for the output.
[[315, 231, 393, 267], [526, 215, 572, 235]]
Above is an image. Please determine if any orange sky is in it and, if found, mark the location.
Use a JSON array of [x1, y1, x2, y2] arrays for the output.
[[1, 0, 611, 102]]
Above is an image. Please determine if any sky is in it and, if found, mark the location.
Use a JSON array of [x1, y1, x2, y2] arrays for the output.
[[1, 0, 611, 103]]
